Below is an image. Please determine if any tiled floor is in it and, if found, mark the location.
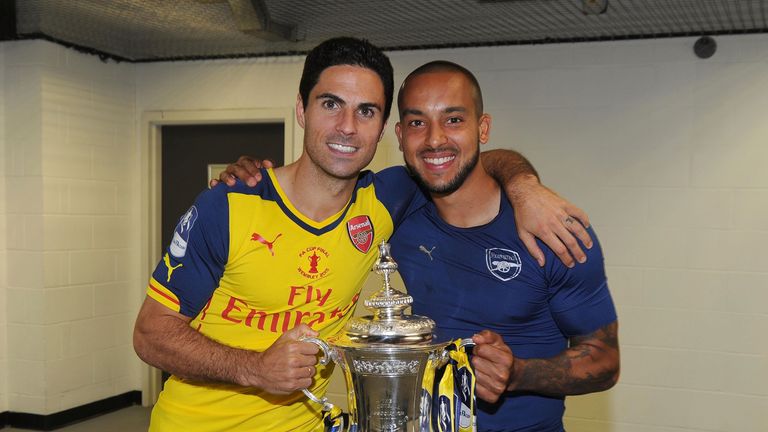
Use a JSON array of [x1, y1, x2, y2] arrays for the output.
[[4, 406, 151, 432]]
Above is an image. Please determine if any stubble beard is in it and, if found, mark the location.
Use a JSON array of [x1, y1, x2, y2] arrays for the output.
[[405, 147, 480, 195]]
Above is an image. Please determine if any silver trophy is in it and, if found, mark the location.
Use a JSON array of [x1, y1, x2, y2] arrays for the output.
[[303, 241, 472, 432]]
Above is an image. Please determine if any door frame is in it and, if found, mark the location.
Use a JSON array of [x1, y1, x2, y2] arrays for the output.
[[139, 108, 295, 406]]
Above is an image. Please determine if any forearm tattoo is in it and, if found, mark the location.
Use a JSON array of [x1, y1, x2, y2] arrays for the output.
[[511, 321, 619, 396]]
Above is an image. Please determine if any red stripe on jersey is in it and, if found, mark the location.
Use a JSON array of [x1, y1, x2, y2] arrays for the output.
[[150, 283, 180, 305]]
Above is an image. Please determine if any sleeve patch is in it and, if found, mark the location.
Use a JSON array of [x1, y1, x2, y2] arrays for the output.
[[170, 205, 199, 258]]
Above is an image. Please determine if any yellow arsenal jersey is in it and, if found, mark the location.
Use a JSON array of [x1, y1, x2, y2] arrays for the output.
[[146, 167, 423, 431]]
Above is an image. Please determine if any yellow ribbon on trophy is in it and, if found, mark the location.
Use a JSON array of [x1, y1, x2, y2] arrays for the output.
[[421, 339, 477, 432]]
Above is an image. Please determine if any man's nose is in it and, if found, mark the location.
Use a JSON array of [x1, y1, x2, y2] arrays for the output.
[[336, 109, 356, 135], [427, 125, 447, 148]]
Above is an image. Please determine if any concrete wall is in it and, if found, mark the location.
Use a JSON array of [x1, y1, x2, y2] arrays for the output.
[[1, 33, 766, 431]]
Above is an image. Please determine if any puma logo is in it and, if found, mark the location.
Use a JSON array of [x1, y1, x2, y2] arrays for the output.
[[251, 232, 283, 256], [163, 253, 183, 282], [419, 245, 436, 261]]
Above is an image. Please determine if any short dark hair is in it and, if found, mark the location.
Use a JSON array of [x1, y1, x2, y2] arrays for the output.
[[299, 37, 394, 121], [398, 60, 484, 118]]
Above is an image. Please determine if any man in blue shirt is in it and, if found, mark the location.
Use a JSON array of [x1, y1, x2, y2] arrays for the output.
[[391, 61, 620, 431]]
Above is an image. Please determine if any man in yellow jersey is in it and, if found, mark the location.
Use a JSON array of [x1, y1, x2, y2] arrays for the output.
[[134, 37, 591, 431]]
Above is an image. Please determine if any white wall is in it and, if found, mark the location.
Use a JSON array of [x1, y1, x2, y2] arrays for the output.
[[2, 40, 139, 415], [1, 33, 766, 431]]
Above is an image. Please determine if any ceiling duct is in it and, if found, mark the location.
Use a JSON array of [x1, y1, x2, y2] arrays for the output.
[[582, 0, 608, 15], [197, 0, 298, 41]]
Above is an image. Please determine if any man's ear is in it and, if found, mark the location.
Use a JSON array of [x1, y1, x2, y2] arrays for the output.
[[295, 93, 306, 128], [478, 113, 492, 145], [378, 121, 388, 143], [395, 122, 404, 151]]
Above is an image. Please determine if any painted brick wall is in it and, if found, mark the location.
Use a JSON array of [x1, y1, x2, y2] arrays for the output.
[[3, 40, 139, 415]]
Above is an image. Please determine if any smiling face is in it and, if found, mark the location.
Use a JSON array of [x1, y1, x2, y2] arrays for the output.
[[297, 64, 387, 180], [395, 69, 490, 195]]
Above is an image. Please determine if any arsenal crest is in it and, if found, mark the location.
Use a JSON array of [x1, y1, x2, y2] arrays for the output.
[[347, 215, 374, 253], [485, 248, 522, 281]]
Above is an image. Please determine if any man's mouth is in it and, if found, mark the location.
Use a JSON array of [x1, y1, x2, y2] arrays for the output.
[[423, 155, 455, 166], [328, 143, 357, 154]]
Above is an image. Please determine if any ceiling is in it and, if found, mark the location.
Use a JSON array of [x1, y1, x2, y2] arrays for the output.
[[3, 0, 768, 62]]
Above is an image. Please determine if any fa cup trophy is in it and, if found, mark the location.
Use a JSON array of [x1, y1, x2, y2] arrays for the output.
[[302, 242, 473, 432]]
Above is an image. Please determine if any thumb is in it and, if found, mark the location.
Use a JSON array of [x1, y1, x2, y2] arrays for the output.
[[473, 329, 504, 346], [283, 323, 318, 340]]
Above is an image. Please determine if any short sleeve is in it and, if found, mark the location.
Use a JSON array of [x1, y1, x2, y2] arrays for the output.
[[148, 185, 230, 317], [372, 166, 429, 228], [545, 228, 617, 337]]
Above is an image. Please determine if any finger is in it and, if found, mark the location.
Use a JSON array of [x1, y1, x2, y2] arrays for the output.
[[472, 349, 513, 377], [554, 224, 586, 264], [473, 342, 512, 361], [565, 203, 591, 229], [209, 178, 219, 188], [472, 330, 504, 346], [228, 165, 261, 187], [287, 376, 313, 392], [471, 343, 512, 367], [475, 386, 500, 404], [263, 159, 275, 169], [471, 365, 508, 399], [296, 341, 321, 356], [217, 169, 238, 187], [294, 323, 319, 339], [539, 231, 575, 268], [473, 365, 509, 392], [240, 158, 263, 174], [565, 217, 593, 250], [239, 159, 265, 187], [518, 230, 545, 267]]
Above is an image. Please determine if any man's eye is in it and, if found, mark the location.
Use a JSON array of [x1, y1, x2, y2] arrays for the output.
[[447, 117, 462, 124], [359, 107, 375, 118], [322, 100, 338, 109], [408, 120, 424, 127]]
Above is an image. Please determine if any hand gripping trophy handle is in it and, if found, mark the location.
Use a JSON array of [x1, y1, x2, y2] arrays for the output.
[[300, 337, 335, 412]]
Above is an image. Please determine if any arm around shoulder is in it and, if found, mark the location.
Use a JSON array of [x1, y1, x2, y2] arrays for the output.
[[481, 148, 593, 268]]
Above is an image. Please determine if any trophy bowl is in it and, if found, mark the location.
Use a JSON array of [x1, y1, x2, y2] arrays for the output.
[[302, 242, 472, 432]]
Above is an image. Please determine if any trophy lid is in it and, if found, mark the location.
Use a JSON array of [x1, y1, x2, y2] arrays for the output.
[[343, 241, 435, 345]]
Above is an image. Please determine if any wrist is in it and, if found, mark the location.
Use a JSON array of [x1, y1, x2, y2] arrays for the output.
[[506, 357, 525, 392], [235, 349, 262, 388], [507, 174, 539, 204]]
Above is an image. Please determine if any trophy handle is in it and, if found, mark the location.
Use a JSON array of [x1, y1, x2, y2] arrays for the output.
[[300, 337, 335, 412], [436, 338, 476, 366]]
